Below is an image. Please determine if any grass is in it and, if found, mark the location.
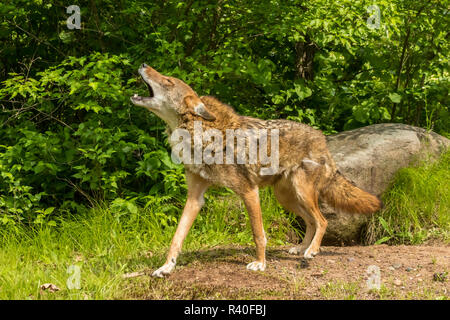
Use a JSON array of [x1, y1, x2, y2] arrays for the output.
[[364, 150, 450, 245], [319, 280, 361, 300], [0, 189, 298, 300]]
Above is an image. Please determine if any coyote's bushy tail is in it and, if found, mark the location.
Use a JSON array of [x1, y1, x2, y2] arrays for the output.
[[321, 171, 382, 214]]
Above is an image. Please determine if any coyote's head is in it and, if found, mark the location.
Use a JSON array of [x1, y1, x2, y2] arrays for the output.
[[130, 64, 215, 128]]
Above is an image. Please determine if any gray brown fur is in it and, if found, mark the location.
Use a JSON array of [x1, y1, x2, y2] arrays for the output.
[[130, 64, 382, 277]]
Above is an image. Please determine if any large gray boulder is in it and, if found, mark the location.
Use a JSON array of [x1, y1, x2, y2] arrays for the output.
[[320, 123, 449, 245]]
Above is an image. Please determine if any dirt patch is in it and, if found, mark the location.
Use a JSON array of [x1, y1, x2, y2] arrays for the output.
[[129, 245, 450, 300]]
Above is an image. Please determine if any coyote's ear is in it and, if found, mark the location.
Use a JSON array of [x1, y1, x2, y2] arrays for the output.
[[184, 95, 216, 121], [194, 103, 216, 121]]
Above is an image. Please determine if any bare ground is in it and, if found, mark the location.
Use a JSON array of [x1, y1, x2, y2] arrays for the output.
[[122, 244, 450, 300]]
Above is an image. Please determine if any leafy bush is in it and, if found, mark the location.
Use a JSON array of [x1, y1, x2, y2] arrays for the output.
[[0, 53, 185, 224], [0, 0, 448, 226]]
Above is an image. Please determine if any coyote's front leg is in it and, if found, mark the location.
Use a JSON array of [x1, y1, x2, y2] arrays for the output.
[[152, 172, 210, 277], [240, 187, 267, 271]]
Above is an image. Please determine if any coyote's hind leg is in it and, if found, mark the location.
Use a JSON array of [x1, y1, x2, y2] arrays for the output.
[[291, 170, 328, 259], [274, 178, 315, 256], [274, 169, 328, 259]]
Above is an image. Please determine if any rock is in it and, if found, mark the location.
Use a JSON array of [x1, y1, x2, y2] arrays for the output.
[[40, 283, 60, 293], [318, 123, 449, 245], [298, 258, 309, 269], [393, 279, 402, 286]]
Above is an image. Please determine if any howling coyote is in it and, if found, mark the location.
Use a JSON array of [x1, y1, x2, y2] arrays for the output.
[[131, 64, 381, 277]]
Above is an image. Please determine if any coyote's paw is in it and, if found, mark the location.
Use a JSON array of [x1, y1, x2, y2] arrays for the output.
[[246, 261, 266, 272], [152, 262, 176, 278], [288, 246, 306, 255], [303, 247, 319, 259]]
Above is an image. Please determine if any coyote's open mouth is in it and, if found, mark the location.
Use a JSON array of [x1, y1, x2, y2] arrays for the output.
[[144, 80, 154, 98], [131, 64, 155, 104], [132, 75, 154, 102]]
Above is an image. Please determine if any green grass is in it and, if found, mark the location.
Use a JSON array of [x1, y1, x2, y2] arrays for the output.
[[319, 280, 361, 300], [365, 151, 450, 245], [0, 189, 298, 299]]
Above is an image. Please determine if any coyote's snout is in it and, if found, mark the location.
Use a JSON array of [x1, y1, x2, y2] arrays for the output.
[[130, 63, 215, 130], [131, 64, 382, 278]]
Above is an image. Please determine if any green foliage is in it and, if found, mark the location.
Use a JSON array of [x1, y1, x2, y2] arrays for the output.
[[0, 53, 185, 223], [0, 0, 448, 226]]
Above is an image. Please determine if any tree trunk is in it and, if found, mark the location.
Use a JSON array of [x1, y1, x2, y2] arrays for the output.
[[295, 37, 316, 81]]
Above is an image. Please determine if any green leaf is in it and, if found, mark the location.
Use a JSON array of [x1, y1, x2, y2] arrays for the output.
[[353, 106, 370, 123], [126, 202, 138, 215], [44, 207, 55, 215], [88, 82, 99, 91], [378, 216, 393, 235], [388, 93, 402, 103], [293, 84, 312, 101], [375, 236, 392, 245]]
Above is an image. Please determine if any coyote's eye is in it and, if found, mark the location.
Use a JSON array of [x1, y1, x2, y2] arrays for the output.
[[164, 78, 174, 86]]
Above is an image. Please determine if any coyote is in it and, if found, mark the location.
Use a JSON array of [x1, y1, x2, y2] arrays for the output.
[[131, 64, 381, 277]]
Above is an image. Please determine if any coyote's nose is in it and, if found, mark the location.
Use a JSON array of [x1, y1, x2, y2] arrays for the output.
[[141, 63, 149, 68]]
